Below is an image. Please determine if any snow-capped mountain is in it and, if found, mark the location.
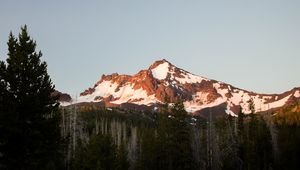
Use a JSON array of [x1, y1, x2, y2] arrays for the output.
[[68, 59, 300, 116]]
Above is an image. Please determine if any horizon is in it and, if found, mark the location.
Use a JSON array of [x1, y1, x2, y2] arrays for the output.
[[1, 0, 300, 95]]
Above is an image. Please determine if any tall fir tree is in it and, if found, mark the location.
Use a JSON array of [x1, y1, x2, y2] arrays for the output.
[[73, 134, 117, 170], [155, 101, 194, 170], [170, 102, 194, 170], [0, 25, 63, 170], [237, 106, 245, 168]]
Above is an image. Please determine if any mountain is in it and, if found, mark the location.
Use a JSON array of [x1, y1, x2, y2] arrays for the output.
[[65, 59, 300, 116]]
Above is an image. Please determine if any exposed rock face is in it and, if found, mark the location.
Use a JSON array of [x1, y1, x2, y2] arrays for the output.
[[66, 59, 300, 115]]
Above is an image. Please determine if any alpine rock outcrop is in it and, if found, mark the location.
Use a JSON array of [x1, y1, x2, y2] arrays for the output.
[[66, 59, 300, 116]]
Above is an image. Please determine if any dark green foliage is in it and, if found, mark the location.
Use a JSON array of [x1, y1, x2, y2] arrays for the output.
[[233, 108, 274, 170], [0, 25, 63, 169], [273, 103, 300, 169], [136, 129, 157, 170], [66, 102, 300, 170], [73, 134, 117, 170], [169, 102, 194, 170], [275, 121, 300, 169], [115, 143, 130, 170], [137, 101, 194, 170], [237, 107, 245, 168], [73, 133, 129, 170]]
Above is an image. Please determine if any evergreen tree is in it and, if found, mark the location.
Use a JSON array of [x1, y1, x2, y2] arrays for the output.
[[155, 101, 194, 170], [73, 134, 117, 170], [170, 102, 194, 170], [237, 106, 245, 169], [155, 112, 171, 170], [0, 25, 62, 169], [136, 129, 157, 170], [115, 143, 129, 170]]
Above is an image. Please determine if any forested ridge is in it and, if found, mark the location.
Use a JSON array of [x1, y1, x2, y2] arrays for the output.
[[62, 101, 300, 170]]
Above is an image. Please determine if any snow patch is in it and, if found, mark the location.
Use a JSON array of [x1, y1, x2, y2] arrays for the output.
[[60, 101, 72, 106], [175, 72, 205, 84], [213, 83, 228, 98], [111, 84, 159, 105], [112, 85, 145, 103], [74, 79, 161, 106], [268, 94, 291, 109], [227, 92, 291, 114], [225, 105, 237, 117], [184, 97, 226, 113], [294, 90, 300, 98], [77, 81, 119, 103], [151, 62, 169, 80]]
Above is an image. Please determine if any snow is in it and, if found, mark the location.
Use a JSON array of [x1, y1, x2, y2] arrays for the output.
[[60, 101, 72, 106], [151, 62, 169, 80], [268, 94, 291, 108], [111, 84, 158, 105], [184, 97, 226, 113], [175, 72, 205, 84], [184, 89, 292, 114], [136, 94, 159, 105], [230, 90, 246, 105], [294, 90, 300, 98], [77, 81, 119, 103], [76, 79, 160, 106], [73, 76, 293, 115], [213, 83, 229, 98], [242, 94, 291, 113], [226, 90, 291, 114], [113, 85, 144, 103], [225, 105, 237, 117], [64, 60, 296, 114], [190, 83, 292, 114]]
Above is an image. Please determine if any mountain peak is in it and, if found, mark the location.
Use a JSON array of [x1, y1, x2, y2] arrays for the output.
[[149, 59, 171, 69], [149, 59, 172, 80], [71, 59, 300, 116]]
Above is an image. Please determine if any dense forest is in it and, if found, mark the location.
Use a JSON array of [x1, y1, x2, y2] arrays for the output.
[[1, 26, 300, 170], [61, 101, 300, 170]]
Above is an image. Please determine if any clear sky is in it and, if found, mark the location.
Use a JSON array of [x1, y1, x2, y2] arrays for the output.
[[1, 0, 299, 95]]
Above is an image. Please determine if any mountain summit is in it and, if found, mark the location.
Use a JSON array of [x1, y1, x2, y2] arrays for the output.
[[70, 59, 300, 115]]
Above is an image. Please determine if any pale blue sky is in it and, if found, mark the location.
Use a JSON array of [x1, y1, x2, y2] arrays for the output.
[[1, 0, 300, 95]]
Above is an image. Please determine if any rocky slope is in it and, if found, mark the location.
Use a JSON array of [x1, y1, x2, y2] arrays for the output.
[[66, 59, 300, 116]]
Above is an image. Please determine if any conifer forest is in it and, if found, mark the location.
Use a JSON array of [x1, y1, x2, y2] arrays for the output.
[[61, 101, 300, 170]]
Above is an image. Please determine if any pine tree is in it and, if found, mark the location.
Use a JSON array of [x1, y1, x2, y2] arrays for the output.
[[136, 129, 157, 170], [0, 25, 63, 169], [167, 102, 194, 170], [149, 101, 193, 170], [115, 143, 129, 170], [0, 60, 16, 170], [73, 134, 117, 170], [237, 106, 245, 168]]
